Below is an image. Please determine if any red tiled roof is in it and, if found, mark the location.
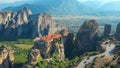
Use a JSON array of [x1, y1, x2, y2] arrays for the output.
[[42, 34, 61, 42]]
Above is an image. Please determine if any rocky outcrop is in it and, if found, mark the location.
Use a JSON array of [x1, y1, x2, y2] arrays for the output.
[[29, 13, 65, 38], [74, 19, 99, 56], [53, 43, 64, 59], [112, 45, 120, 68], [97, 41, 106, 53], [115, 23, 120, 40], [103, 24, 111, 37], [32, 34, 64, 59], [113, 43, 120, 54], [59, 29, 70, 44], [24, 34, 65, 67], [0, 8, 65, 40], [23, 49, 41, 68], [0, 8, 31, 39], [0, 46, 14, 68]]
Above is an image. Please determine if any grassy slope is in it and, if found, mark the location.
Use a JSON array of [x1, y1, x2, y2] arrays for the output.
[[0, 39, 34, 68]]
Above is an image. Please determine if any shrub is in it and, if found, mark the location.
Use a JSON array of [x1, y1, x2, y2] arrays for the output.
[[110, 64, 115, 68], [85, 52, 98, 56]]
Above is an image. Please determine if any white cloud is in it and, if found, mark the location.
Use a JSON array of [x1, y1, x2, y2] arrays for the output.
[[77, 0, 120, 3]]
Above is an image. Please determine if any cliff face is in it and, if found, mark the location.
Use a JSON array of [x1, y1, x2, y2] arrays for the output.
[[0, 8, 65, 40], [29, 14, 64, 38], [0, 46, 14, 68], [60, 30, 74, 59], [103, 24, 111, 37], [115, 23, 120, 40], [74, 20, 99, 55], [0, 8, 31, 38]]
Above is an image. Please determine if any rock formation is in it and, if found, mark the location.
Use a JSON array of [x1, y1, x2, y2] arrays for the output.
[[32, 34, 65, 59], [103, 24, 111, 37], [0, 7, 65, 40], [29, 13, 64, 37], [97, 41, 106, 53], [24, 34, 65, 67], [74, 19, 99, 56], [115, 23, 120, 40], [0, 7, 31, 39], [23, 49, 41, 68], [59, 29, 70, 44], [0, 46, 14, 68], [60, 29, 74, 59]]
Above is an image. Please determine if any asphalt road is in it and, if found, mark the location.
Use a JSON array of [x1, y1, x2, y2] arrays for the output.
[[77, 44, 116, 68]]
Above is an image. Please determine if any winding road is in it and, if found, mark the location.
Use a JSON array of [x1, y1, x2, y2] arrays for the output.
[[77, 44, 116, 68]]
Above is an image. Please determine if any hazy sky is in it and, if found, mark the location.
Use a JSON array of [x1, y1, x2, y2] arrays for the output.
[[0, 0, 119, 4], [0, 0, 29, 3]]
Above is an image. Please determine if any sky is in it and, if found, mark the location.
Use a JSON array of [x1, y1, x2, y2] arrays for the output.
[[0, 0, 119, 4], [0, 0, 29, 3]]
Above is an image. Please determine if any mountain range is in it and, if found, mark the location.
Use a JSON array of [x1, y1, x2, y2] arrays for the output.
[[2, 0, 120, 16]]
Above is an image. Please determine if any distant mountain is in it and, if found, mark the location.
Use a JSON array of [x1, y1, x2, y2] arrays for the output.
[[100, 1, 120, 11], [97, 1, 120, 16], [0, 1, 26, 10], [3, 0, 120, 16], [3, 0, 96, 16], [81, 1, 101, 9]]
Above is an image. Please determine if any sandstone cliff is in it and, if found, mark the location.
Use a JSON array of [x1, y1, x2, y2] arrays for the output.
[[0, 46, 14, 68], [74, 19, 99, 56], [0, 7, 65, 40], [0, 7, 31, 39]]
